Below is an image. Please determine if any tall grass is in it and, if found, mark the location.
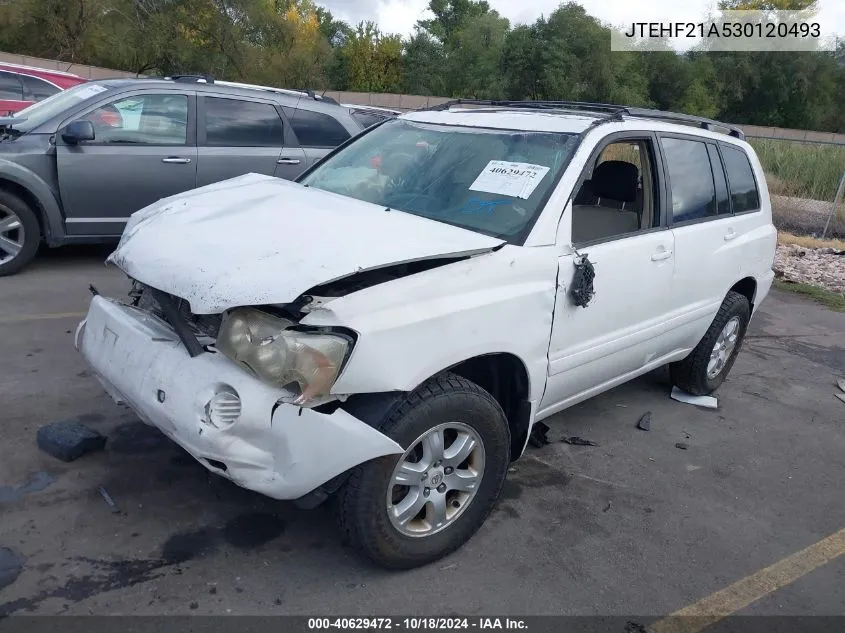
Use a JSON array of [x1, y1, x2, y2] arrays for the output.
[[749, 138, 845, 202]]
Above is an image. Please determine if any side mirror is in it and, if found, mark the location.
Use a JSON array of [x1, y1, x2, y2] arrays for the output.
[[62, 120, 95, 145]]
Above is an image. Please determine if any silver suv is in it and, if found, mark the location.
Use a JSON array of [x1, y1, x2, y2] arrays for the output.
[[0, 75, 365, 275]]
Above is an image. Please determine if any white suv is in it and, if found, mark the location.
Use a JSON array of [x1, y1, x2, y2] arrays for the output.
[[75, 101, 777, 569]]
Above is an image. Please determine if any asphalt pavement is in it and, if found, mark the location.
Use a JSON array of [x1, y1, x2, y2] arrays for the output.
[[1, 245, 844, 619]]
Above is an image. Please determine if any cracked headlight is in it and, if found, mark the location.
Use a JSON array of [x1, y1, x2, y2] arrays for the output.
[[216, 308, 351, 405]]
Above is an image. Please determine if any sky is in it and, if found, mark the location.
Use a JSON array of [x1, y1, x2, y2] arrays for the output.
[[316, 0, 845, 51]]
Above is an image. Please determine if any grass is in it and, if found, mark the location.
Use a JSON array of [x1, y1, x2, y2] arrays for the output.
[[774, 279, 845, 312], [777, 231, 845, 250], [750, 138, 845, 203]]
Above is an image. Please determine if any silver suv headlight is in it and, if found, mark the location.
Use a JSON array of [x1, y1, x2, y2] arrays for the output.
[[216, 308, 351, 405]]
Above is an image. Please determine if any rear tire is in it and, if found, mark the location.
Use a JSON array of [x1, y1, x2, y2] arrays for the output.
[[0, 190, 40, 277], [670, 291, 750, 396], [336, 372, 510, 569]]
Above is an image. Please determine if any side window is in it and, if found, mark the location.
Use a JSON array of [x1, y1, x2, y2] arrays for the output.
[[571, 138, 658, 244], [721, 145, 760, 213], [351, 110, 389, 129], [20, 75, 60, 101], [86, 94, 188, 145], [287, 108, 351, 148], [0, 71, 24, 100], [707, 144, 731, 215], [661, 137, 717, 223], [204, 97, 283, 147]]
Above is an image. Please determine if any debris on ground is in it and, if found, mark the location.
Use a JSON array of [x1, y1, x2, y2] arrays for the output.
[[98, 487, 120, 514], [675, 442, 690, 450], [0, 547, 25, 591], [561, 436, 599, 447], [528, 421, 551, 448], [36, 421, 107, 462], [636, 412, 652, 431], [774, 244, 845, 295], [602, 501, 612, 512], [670, 387, 718, 409]]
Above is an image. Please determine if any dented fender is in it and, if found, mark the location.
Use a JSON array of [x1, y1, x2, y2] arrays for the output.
[[301, 244, 560, 402]]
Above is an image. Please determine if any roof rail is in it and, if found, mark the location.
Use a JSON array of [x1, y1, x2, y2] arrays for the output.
[[426, 99, 745, 140], [156, 74, 339, 105], [167, 74, 215, 84]]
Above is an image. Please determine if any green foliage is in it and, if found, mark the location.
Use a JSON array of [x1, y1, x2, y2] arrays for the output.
[[0, 0, 843, 132], [749, 138, 845, 201], [774, 279, 845, 312], [343, 21, 403, 92]]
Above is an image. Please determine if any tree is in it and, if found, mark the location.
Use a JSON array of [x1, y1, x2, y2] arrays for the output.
[[417, 0, 491, 44], [447, 11, 509, 98], [342, 21, 403, 93], [501, 24, 541, 99], [402, 30, 447, 96]]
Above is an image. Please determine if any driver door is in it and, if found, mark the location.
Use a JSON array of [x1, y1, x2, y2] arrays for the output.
[[57, 90, 197, 236]]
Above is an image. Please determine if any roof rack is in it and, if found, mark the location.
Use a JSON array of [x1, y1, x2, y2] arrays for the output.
[[426, 99, 745, 139], [168, 74, 215, 84], [159, 74, 339, 104]]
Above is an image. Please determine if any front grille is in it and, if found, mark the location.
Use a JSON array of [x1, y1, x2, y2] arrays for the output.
[[130, 281, 221, 340]]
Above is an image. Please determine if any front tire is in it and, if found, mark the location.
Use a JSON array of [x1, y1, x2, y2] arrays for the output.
[[670, 290, 751, 396], [336, 373, 510, 569], [0, 190, 40, 277]]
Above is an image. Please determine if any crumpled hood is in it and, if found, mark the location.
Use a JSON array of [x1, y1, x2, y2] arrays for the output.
[[109, 173, 503, 314]]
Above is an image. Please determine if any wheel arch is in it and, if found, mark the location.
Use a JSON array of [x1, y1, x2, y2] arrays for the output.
[[0, 161, 65, 245], [729, 276, 757, 313], [332, 352, 533, 462]]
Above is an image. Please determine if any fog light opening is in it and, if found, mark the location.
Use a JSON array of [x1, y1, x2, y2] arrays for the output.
[[203, 386, 242, 428]]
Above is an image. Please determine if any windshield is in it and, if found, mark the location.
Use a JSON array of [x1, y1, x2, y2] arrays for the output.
[[10, 83, 114, 133], [300, 119, 578, 241]]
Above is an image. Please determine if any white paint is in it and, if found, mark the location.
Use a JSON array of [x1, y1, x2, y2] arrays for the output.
[[671, 387, 719, 409], [79, 110, 778, 506], [76, 296, 403, 499], [109, 173, 503, 314], [469, 161, 550, 200]]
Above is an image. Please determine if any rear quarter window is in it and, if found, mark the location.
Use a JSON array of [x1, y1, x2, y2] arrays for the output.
[[286, 108, 351, 148], [721, 145, 760, 213]]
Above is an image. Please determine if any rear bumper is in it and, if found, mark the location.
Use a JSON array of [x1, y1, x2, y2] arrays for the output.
[[75, 296, 403, 500]]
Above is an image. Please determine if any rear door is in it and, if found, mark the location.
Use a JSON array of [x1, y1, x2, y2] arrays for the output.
[[56, 90, 197, 236], [196, 95, 306, 186], [283, 106, 353, 168], [659, 134, 743, 353], [0, 70, 28, 114]]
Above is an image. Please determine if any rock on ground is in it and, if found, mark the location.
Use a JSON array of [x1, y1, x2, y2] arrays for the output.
[[774, 244, 845, 295]]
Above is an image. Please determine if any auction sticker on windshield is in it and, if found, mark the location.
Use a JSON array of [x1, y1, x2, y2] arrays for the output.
[[469, 161, 550, 200], [72, 84, 108, 100]]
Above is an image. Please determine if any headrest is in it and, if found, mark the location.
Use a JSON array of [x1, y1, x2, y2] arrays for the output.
[[591, 160, 638, 202]]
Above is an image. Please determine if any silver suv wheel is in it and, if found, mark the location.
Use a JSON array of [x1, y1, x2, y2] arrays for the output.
[[0, 206, 24, 265], [387, 422, 485, 537]]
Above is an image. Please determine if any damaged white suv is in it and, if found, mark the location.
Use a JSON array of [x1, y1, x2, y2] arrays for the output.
[[76, 100, 776, 568]]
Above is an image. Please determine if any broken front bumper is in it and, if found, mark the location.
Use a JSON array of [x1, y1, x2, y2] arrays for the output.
[[75, 296, 403, 500]]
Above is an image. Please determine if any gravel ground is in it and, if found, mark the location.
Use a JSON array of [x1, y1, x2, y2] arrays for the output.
[[774, 244, 845, 294]]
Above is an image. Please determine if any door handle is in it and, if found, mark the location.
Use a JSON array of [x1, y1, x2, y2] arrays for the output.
[[724, 229, 737, 241], [277, 157, 301, 165], [651, 250, 673, 261], [162, 157, 191, 164]]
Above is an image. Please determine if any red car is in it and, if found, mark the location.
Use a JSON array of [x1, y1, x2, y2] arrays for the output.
[[0, 63, 88, 115]]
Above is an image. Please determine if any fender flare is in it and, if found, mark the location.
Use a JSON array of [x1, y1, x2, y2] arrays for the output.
[[0, 159, 64, 245]]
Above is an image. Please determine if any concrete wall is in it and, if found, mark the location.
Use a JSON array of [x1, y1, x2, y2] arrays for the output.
[[0, 51, 139, 80], [3, 51, 844, 144]]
